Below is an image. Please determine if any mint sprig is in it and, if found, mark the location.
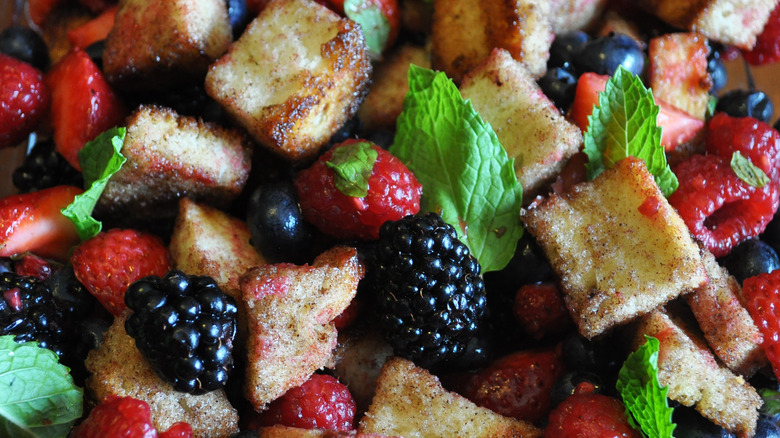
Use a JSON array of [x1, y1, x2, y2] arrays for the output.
[[326, 141, 378, 198], [0, 336, 83, 438], [731, 151, 770, 188], [390, 65, 524, 273], [616, 335, 675, 438], [61, 126, 126, 241], [344, 0, 391, 60], [760, 388, 780, 416], [583, 66, 678, 197]]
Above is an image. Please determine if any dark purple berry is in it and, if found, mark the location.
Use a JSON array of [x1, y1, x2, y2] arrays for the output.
[[574, 32, 645, 77], [0, 25, 49, 70]]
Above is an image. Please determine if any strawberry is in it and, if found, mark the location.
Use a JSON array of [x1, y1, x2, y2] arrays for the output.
[[294, 139, 422, 240], [570, 72, 704, 152], [513, 282, 573, 341], [743, 2, 780, 65], [0, 185, 82, 261], [318, 0, 400, 57], [743, 270, 780, 380], [260, 374, 357, 431], [0, 54, 50, 149], [71, 395, 193, 438], [465, 347, 566, 424], [45, 48, 126, 171], [544, 383, 641, 438], [28, 0, 64, 26], [71, 228, 172, 316], [67, 6, 119, 49]]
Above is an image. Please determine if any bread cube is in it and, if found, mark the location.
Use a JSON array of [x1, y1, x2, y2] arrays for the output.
[[460, 48, 582, 200], [431, 0, 553, 83], [521, 157, 708, 338], [103, 0, 231, 89], [640, 0, 777, 49], [332, 327, 394, 414], [205, 0, 371, 162], [633, 309, 761, 438], [649, 32, 711, 120], [96, 105, 252, 224], [549, 0, 607, 33], [685, 248, 767, 377], [85, 314, 239, 438], [358, 357, 542, 438], [240, 246, 364, 410]]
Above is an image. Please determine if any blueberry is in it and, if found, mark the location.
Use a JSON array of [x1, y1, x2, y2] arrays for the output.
[[548, 31, 590, 72], [0, 25, 49, 70], [755, 415, 780, 438], [718, 238, 779, 284], [550, 370, 604, 408], [84, 40, 106, 70], [574, 32, 645, 77], [226, 0, 251, 39], [707, 55, 727, 95], [538, 67, 578, 113], [247, 181, 313, 264], [716, 89, 774, 123]]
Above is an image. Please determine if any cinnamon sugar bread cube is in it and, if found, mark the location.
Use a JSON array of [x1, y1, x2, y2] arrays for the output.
[[95, 105, 252, 224], [431, 0, 553, 83], [240, 246, 364, 410], [633, 309, 761, 438], [684, 248, 767, 377], [332, 327, 394, 414], [357, 357, 542, 438], [205, 0, 372, 162], [85, 314, 239, 438], [640, 0, 778, 49], [103, 0, 231, 89], [521, 157, 707, 338], [549, 0, 608, 33], [459, 48, 582, 200]]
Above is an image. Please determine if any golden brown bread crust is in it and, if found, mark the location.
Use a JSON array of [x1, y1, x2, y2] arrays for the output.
[[205, 0, 372, 162], [332, 327, 394, 414], [521, 157, 708, 338], [358, 357, 542, 438], [633, 310, 761, 438], [241, 246, 364, 410], [96, 105, 252, 224], [648, 32, 711, 120], [85, 314, 239, 438], [104, 0, 232, 89]]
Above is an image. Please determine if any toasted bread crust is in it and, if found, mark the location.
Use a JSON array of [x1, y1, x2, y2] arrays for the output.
[[648, 32, 711, 120]]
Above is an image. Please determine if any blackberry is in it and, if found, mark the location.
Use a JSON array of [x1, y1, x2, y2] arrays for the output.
[[370, 212, 487, 370], [12, 139, 83, 193], [0, 272, 70, 358], [124, 270, 238, 394]]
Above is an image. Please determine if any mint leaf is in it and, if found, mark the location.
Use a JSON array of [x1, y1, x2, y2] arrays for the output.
[[61, 127, 126, 241], [0, 336, 83, 438], [344, 0, 390, 59], [390, 65, 524, 273], [731, 151, 769, 188], [760, 388, 780, 416], [326, 141, 378, 198], [583, 66, 678, 197], [616, 335, 675, 438]]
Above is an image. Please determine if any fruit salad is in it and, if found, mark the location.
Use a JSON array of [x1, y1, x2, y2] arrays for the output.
[[5, 0, 780, 437]]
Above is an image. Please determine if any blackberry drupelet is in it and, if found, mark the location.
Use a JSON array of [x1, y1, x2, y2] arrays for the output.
[[370, 212, 487, 370], [12, 139, 83, 193], [0, 272, 70, 358], [124, 270, 239, 394]]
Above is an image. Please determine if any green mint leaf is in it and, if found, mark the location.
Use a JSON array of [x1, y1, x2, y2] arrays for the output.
[[390, 65, 524, 273], [582, 66, 678, 197], [61, 127, 126, 241], [344, 0, 390, 60], [616, 335, 676, 438], [731, 151, 769, 188], [326, 141, 379, 198], [706, 95, 718, 119], [0, 336, 83, 438], [760, 388, 780, 416]]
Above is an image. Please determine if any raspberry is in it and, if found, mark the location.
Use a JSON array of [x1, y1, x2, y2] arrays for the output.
[[295, 139, 422, 240], [668, 154, 779, 258], [544, 384, 641, 438], [465, 348, 566, 424], [71, 228, 172, 316], [71, 395, 193, 438], [705, 112, 780, 185], [743, 2, 780, 65], [743, 270, 780, 380], [261, 374, 356, 431], [0, 53, 49, 149], [513, 282, 573, 341]]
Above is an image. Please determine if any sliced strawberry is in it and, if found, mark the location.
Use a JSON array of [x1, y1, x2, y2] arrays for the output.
[[28, 0, 64, 26], [67, 6, 118, 49], [570, 72, 704, 151], [0, 185, 83, 261], [46, 48, 126, 171], [0, 54, 50, 149]]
